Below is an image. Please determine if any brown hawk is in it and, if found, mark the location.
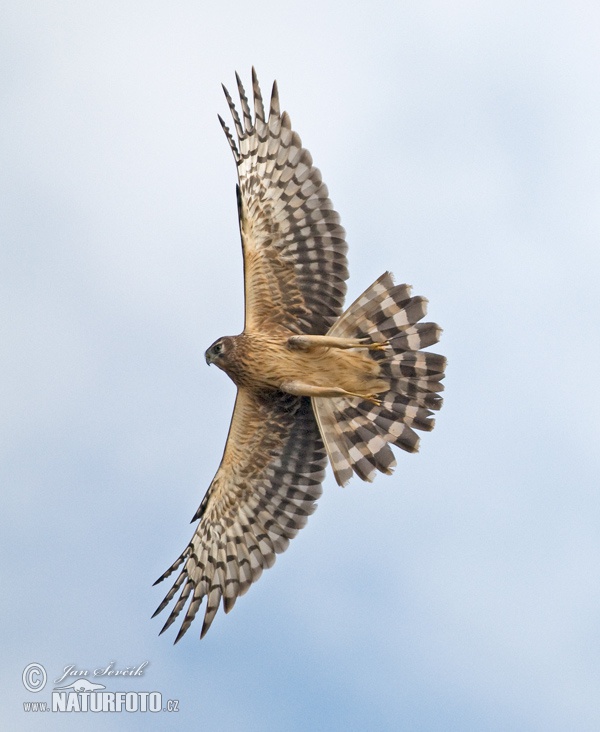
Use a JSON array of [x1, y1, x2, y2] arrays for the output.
[[153, 69, 446, 641]]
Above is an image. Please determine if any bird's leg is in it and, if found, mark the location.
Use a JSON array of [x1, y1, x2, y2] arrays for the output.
[[287, 335, 389, 351], [280, 380, 382, 406]]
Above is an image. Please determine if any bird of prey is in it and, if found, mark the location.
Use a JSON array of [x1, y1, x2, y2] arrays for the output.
[[153, 69, 446, 641]]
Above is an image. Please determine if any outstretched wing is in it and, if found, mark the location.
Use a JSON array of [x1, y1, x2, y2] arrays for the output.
[[153, 389, 326, 641], [220, 69, 349, 335]]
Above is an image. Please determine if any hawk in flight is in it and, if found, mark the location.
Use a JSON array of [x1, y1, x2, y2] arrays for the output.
[[153, 70, 446, 641]]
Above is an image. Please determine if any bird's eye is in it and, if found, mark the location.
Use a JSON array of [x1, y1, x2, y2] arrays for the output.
[[213, 343, 223, 355]]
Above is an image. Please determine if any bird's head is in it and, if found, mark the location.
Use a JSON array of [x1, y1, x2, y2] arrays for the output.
[[205, 336, 235, 370]]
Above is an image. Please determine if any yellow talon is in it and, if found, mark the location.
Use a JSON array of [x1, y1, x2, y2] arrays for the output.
[[368, 340, 390, 351], [346, 391, 382, 406], [361, 393, 383, 406]]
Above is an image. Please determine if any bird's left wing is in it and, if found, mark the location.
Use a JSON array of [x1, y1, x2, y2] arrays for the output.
[[220, 69, 349, 335], [153, 388, 326, 641]]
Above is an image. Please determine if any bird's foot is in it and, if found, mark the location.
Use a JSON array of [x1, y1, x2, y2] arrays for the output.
[[367, 339, 390, 351], [348, 391, 383, 406]]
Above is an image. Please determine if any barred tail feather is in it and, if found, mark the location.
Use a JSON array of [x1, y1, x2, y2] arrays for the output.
[[312, 397, 355, 485], [313, 272, 446, 486]]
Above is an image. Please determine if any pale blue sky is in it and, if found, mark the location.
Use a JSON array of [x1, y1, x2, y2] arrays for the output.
[[3, 2, 600, 730]]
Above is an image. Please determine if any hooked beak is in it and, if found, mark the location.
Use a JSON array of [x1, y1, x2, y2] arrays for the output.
[[205, 351, 212, 366]]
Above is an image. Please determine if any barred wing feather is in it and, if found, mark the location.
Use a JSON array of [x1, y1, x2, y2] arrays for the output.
[[153, 389, 326, 641], [220, 68, 349, 335]]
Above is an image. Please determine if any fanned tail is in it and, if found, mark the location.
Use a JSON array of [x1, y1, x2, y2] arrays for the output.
[[312, 272, 446, 486]]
